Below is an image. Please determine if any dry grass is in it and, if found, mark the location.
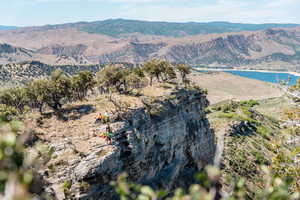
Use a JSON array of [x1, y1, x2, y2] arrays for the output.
[[140, 82, 175, 97], [21, 72, 285, 173], [22, 83, 175, 156], [189, 71, 284, 104], [254, 96, 295, 121]]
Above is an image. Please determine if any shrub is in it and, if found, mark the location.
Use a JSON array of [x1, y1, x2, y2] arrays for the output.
[[0, 87, 29, 113], [256, 125, 271, 140], [0, 104, 18, 121], [143, 59, 177, 85], [240, 99, 259, 107], [176, 64, 191, 83], [217, 112, 237, 119], [70, 71, 95, 101], [26, 79, 50, 113]]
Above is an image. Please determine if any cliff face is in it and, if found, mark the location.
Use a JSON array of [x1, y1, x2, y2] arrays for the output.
[[41, 89, 216, 199], [98, 42, 167, 63], [0, 43, 34, 64], [165, 29, 300, 68]]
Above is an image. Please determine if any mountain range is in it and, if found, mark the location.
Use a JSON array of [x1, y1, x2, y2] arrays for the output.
[[1, 19, 300, 71]]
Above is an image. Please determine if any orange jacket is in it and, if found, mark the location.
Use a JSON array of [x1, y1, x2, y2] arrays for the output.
[[97, 114, 103, 120]]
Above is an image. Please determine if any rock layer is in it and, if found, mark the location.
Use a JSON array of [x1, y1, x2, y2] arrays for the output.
[[41, 89, 215, 199]]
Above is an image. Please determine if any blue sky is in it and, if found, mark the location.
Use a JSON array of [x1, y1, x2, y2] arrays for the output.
[[0, 0, 299, 26]]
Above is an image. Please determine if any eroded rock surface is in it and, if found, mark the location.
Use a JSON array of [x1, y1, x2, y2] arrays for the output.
[[41, 89, 216, 199]]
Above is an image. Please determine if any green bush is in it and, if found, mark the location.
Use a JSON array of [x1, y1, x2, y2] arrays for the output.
[[0, 87, 29, 113], [176, 64, 191, 83], [256, 125, 271, 140], [218, 112, 237, 119], [240, 99, 260, 107], [0, 104, 18, 121], [70, 71, 96, 101]]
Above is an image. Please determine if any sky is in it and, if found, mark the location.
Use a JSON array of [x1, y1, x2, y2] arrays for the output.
[[0, 0, 299, 26]]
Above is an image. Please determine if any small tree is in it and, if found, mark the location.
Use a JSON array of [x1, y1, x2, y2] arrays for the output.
[[26, 79, 50, 114], [71, 71, 96, 101], [143, 59, 176, 85], [0, 87, 29, 113], [143, 60, 156, 86], [143, 59, 165, 85], [160, 61, 176, 81], [176, 64, 191, 83], [132, 67, 145, 78], [97, 65, 125, 93], [125, 73, 146, 91], [47, 69, 72, 111]]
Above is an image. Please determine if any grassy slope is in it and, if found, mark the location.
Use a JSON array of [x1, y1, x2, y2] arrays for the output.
[[208, 99, 300, 198]]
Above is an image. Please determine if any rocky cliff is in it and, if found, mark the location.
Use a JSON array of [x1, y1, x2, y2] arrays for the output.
[[38, 88, 215, 199]]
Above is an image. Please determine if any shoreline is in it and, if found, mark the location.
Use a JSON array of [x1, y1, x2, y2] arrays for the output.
[[195, 68, 300, 76]]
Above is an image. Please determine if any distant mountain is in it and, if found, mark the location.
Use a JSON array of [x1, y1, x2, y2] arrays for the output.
[[77, 19, 299, 37], [7, 19, 298, 37], [0, 19, 300, 71], [0, 25, 17, 31]]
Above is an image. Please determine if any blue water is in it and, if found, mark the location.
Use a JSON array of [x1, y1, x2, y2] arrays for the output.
[[223, 70, 299, 86]]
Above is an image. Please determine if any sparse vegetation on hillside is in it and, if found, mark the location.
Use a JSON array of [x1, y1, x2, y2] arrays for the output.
[[1, 59, 299, 199], [0, 60, 189, 118], [78, 19, 299, 37], [208, 99, 300, 198], [0, 70, 95, 116]]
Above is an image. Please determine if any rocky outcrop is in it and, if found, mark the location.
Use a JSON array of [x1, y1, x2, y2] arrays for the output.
[[41, 89, 216, 199], [0, 43, 32, 55], [0, 43, 34, 64], [98, 42, 167, 63], [37, 44, 92, 65], [37, 44, 87, 57]]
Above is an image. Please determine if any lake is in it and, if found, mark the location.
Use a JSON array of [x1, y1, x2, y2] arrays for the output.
[[223, 70, 300, 86]]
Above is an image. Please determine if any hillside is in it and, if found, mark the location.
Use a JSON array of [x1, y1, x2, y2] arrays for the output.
[[0, 19, 300, 70], [208, 98, 300, 197], [0, 61, 103, 87], [0, 59, 299, 199], [0, 62, 283, 104], [76, 19, 299, 37]]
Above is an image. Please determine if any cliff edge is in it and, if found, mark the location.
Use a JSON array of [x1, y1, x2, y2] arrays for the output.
[[37, 88, 216, 199]]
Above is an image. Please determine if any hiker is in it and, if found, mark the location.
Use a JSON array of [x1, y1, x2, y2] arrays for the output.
[[102, 110, 110, 124], [104, 136, 112, 145], [106, 125, 112, 133], [95, 113, 103, 124], [106, 125, 113, 144]]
